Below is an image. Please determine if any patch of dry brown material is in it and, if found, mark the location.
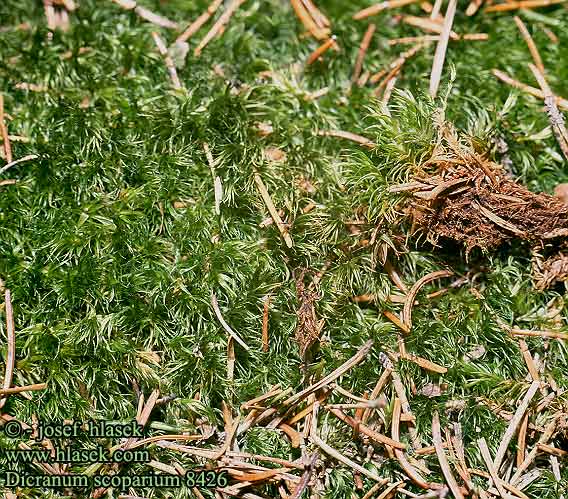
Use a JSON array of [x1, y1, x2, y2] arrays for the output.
[[392, 127, 568, 261]]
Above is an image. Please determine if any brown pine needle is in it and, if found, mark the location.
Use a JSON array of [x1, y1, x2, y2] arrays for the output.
[[253, 173, 293, 248], [510, 417, 557, 484], [290, 0, 329, 40], [509, 327, 568, 340], [262, 294, 271, 352], [326, 407, 407, 449], [492, 69, 568, 111], [353, 0, 419, 20], [0, 382, 47, 396], [0, 154, 38, 175], [514, 16, 545, 75], [194, 0, 246, 56], [283, 340, 373, 407], [151, 32, 182, 90], [203, 143, 222, 215], [211, 291, 251, 351], [176, 0, 224, 43], [352, 23, 376, 84], [432, 412, 464, 499], [466, 0, 484, 16], [306, 36, 338, 65], [383, 310, 410, 334], [400, 352, 448, 374], [227, 336, 235, 381], [516, 413, 529, 468], [301, 0, 330, 28], [429, 0, 457, 98], [391, 398, 432, 489], [485, 0, 566, 13], [518, 340, 540, 381], [361, 367, 392, 424], [0, 290, 16, 410], [402, 15, 459, 40], [494, 380, 540, 471], [528, 63, 568, 161], [0, 94, 12, 165], [317, 129, 374, 148], [477, 438, 508, 499], [310, 432, 387, 482], [402, 270, 453, 330], [110, 0, 179, 29]]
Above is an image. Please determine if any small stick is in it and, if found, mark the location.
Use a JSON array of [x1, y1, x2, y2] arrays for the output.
[[211, 292, 251, 351], [0, 382, 47, 396], [194, 0, 246, 56], [306, 36, 337, 65], [177, 0, 224, 43], [492, 69, 568, 111], [485, 0, 566, 13], [402, 270, 453, 330], [0, 154, 38, 175], [151, 32, 182, 90], [352, 24, 376, 84], [466, 0, 484, 15], [253, 173, 293, 248], [262, 294, 271, 353], [283, 340, 373, 407], [514, 17, 545, 74], [0, 290, 16, 410], [493, 380, 540, 471], [290, 0, 329, 40], [477, 438, 508, 499], [0, 95, 12, 164], [429, 0, 457, 98], [528, 63, 568, 160], [353, 0, 419, 20], [317, 130, 374, 148], [432, 412, 464, 499]]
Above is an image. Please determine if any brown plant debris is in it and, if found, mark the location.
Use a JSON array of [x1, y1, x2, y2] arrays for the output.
[[395, 131, 568, 258], [293, 269, 323, 359]]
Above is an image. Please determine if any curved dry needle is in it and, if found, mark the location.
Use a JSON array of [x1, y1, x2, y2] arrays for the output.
[[211, 292, 251, 351]]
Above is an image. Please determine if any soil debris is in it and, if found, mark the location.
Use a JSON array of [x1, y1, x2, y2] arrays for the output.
[[294, 269, 323, 360]]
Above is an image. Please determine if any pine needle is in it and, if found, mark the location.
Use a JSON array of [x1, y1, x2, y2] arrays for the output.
[[177, 0, 224, 44], [0, 290, 16, 410], [194, 0, 247, 56], [429, 0, 457, 98], [0, 94, 12, 165]]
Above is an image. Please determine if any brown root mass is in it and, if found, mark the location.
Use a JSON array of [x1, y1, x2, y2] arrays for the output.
[[404, 151, 568, 253], [393, 131, 568, 288]]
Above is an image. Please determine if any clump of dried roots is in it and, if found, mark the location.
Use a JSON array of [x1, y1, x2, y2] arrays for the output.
[[391, 123, 568, 289]]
